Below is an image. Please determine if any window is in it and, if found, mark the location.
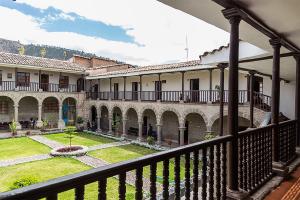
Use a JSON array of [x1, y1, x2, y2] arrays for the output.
[[17, 72, 30, 87], [59, 75, 69, 88], [0, 71, 2, 86], [0, 100, 8, 114]]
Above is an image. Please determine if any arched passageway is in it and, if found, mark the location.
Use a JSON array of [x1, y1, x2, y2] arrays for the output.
[[100, 106, 109, 132], [42, 97, 59, 128], [125, 108, 139, 137], [62, 97, 76, 125], [90, 106, 97, 131], [112, 107, 123, 135], [184, 113, 207, 144], [19, 96, 38, 129], [211, 116, 252, 135], [142, 109, 157, 139], [0, 96, 14, 130], [161, 111, 179, 146]]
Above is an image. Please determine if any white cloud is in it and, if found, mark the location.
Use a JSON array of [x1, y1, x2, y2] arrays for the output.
[[0, 0, 229, 65]]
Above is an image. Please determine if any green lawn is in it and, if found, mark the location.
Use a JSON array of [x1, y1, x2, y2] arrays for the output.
[[44, 132, 116, 147], [0, 137, 50, 161], [89, 144, 193, 183], [0, 157, 135, 200]]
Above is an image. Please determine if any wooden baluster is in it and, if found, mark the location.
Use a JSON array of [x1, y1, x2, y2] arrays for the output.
[[202, 147, 207, 200], [135, 167, 143, 200], [75, 185, 84, 200], [150, 163, 157, 200], [98, 178, 107, 200], [209, 146, 214, 200], [243, 136, 248, 192], [216, 144, 221, 200], [185, 153, 191, 200], [254, 132, 259, 187], [259, 130, 263, 183], [119, 172, 126, 200], [193, 150, 199, 200], [47, 194, 58, 200], [163, 159, 170, 199], [174, 156, 181, 200], [239, 136, 244, 190], [221, 142, 227, 200]]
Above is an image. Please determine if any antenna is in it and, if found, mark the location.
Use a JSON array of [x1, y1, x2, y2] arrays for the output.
[[184, 34, 189, 61]]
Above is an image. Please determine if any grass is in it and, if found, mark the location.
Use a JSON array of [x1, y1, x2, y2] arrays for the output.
[[89, 144, 193, 183], [0, 137, 50, 161], [44, 132, 116, 147], [0, 157, 135, 200]]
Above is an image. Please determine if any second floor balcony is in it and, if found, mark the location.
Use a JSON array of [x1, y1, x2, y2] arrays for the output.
[[0, 81, 78, 93]]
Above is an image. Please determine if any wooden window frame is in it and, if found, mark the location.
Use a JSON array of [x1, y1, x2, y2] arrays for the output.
[[17, 72, 30, 87], [59, 75, 69, 88]]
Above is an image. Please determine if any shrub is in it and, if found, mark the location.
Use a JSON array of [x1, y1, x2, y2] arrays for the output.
[[146, 136, 155, 145], [9, 120, 17, 136], [42, 119, 48, 130], [64, 126, 77, 147], [76, 116, 84, 124], [204, 132, 216, 140], [10, 176, 38, 190]]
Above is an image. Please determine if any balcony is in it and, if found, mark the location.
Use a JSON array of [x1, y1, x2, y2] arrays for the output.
[[0, 81, 78, 93], [86, 90, 271, 111]]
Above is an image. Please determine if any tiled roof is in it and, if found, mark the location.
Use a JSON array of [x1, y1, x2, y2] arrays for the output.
[[88, 60, 203, 77], [199, 43, 230, 60], [0, 52, 85, 72]]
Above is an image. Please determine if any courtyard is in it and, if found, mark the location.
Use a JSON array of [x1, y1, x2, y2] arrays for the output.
[[0, 131, 193, 199]]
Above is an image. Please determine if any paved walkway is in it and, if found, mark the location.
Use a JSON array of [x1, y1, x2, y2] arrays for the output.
[[264, 165, 300, 200], [0, 154, 51, 167], [29, 135, 65, 149], [88, 141, 130, 151]]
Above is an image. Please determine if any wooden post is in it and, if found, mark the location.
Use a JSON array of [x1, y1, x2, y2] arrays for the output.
[[38, 70, 41, 90], [295, 55, 300, 147], [209, 69, 213, 102], [139, 75, 142, 101], [181, 71, 185, 101], [217, 63, 226, 136], [222, 7, 242, 192], [158, 73, 161, 101], [249, 71, 256, 128], [270, 38, 281, 162], [109, 78, 112, 100], [123, 77, 126, 100]]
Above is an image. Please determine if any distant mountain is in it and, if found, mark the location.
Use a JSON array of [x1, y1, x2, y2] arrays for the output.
[[0, 38, 96, 60]]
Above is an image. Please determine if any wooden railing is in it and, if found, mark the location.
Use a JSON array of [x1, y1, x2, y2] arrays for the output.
[[0, 135, 232, 200], [253, 92, 271, 111], [0, 81, 77, 93], [238, 124, 274, 193], [278, 120, 297, 164]]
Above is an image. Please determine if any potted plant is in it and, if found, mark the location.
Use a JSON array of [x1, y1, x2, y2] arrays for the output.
[[9, 120, 17, 136], [41, 119, 48, 132], [146, 136, 155, 145], [112, 115, 122, 135], [76, 116, 84, 132]]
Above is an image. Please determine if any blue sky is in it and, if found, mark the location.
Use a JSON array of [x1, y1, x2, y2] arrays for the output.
[[0, 0, 229, 65]]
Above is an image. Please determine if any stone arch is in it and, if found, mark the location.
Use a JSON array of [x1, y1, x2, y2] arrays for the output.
[[158, 106, 181, 125], [0, 96, 15, 128], [182, 108, 209, 128], [160, 109, 180, 145], [124, 104, 140, 122], [100, 104, 110, 131], [90, 105, 98, 131], [183, 112, 208, 144], [42, 96, 60, 128], [41, 95, 61, 105], [110, 102, 124, 115], [18, 96, 39, 128], [62, 96, 77, 105], [62, 97, 77, 125], [125, 107, 139, 136], [16, 94, 41, 105], [111, 105, 123, 135], [140, 104, 159, 122]]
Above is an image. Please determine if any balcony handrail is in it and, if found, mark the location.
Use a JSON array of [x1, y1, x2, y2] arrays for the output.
[[238, 123, 275, 137], [0, 135, 232, 200]]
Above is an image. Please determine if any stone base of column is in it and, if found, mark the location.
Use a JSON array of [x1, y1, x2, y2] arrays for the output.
[[156, 100, 161, 103], [96, 128, 102, 133], [207, 101, 213, 105], [122, 99, 126, 101], [36, 120, 43, 128], [38, 88, 43, 92], [227, 189, 249, 200], [138, 137, 143, 142], [58, 120, 66, 130], [272, 162, 289, 177], [16, 122, 22, 130], [179, 100, 184, 104]]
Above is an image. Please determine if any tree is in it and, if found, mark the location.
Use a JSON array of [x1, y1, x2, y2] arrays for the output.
[[40, 47, 46, 58], [18, 46, 25, 55]]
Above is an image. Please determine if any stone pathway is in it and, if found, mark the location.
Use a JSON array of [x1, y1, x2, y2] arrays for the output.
[[0, 154, 51, 167], [75, 155, 107, 168], [29, 135, 65, 149], [88, 141, 130, 151]]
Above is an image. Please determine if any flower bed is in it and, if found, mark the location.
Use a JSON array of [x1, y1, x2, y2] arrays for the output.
[[50, 145, 88, 157]]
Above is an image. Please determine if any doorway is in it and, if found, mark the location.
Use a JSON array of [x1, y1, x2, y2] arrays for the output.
[[190, 79, 199, 102], [41, 74, 49, 91], [143, 116, 148, 136], [132, 82, 138, 100], [184, 121, 189, 145], [114, 83, 119, 99], [253, 76, 263, 93], [93, 84, 98, 99], [155, 81, 162, 100]]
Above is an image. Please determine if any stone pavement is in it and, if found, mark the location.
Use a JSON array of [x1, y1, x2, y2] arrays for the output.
[[29, 135, 65, 149], [0, 154, 51, 167], [88, 141, 130, 151]]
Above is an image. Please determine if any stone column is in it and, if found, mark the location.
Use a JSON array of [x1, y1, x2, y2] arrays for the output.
[[108, 116, 112, 134], [14, 104, 21, 130], [58, 101, 65, 129], [179, 126, 186, 146], [249, 71, 256, 128], [138, 121, 143, 141], [122, 119, 127, 137], [209, 69, 213, 103], [156, 124, 162, 145], [97, 109, 101, 133], [295, 55, 300, 147], [36, 102, 43, 128]]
